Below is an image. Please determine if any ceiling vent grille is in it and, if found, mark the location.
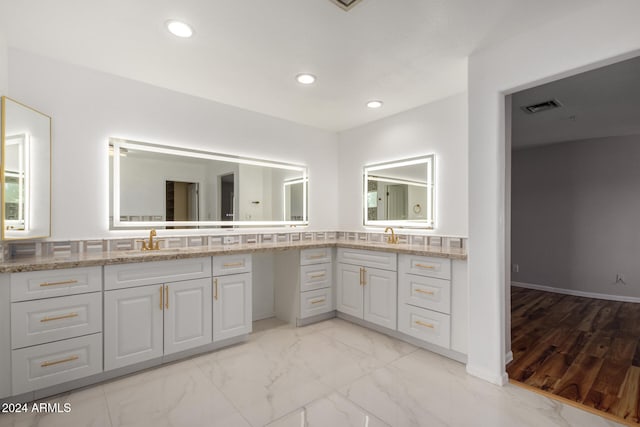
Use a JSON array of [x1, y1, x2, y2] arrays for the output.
[[330, 0, 363, 11], [521, 99, 562, 114]]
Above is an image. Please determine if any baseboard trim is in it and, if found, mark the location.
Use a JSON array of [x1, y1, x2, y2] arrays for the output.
[[465, 364, 508, 386], [511, 281, 640, 303], [505, 351, 513, 365]]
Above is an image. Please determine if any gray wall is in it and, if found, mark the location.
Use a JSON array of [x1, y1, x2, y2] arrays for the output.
[[511, 134, 640, 298]]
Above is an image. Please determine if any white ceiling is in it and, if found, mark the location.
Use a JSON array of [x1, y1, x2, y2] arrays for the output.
[[511, 55, 640, 149], [0, 0, 601, 131]]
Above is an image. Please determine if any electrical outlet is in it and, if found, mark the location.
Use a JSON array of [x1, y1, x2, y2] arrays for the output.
[[511, 264, 519, 273], [616, 273, 626, 285]]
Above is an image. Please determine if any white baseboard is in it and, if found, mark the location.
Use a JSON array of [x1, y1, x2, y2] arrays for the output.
[[465, 364, 508, 386], [505, 351, 513, 365], [512, 281, 640, 303]]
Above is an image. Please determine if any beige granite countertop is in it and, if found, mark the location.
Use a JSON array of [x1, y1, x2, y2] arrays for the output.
[[0, 239, 466, 273]]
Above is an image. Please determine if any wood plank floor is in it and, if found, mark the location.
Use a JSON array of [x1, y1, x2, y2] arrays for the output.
[[508, 286, 640, 425]]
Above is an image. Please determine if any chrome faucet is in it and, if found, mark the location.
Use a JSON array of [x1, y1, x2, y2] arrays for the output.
[[384, 227, 398, 244], [137, 229, 163, 251]]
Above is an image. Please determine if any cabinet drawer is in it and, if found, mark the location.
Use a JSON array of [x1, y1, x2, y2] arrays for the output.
[[11, 267, 102, 302], [337, 248, 397, 271], [300, 248, 332, 265], [398, 304, 450, 348], [399, 254, 451, 280], [12, 333, 102, 395], [300, 263, 332, 292], [399, 274, 451, 314], [105, 257, 211, 290], [300, 288, 333, 319], [212, 254, 251, 276], [12, 292, 102, 349]]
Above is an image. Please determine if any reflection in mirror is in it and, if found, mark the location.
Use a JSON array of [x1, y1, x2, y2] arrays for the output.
[[283, 178, 307, 221], [1, 97, 51, 240], [109, 138, 308, 229], [363, 155, 434, 228], [5, 134, 29, 230]]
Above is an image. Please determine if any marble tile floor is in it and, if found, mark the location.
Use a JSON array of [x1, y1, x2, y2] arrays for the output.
[[0, 318, 624, 427]]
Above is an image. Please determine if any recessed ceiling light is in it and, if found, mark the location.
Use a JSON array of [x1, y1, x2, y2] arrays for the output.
[[166, 20, 194, 38], [296, 73, 316, 85], [367, 100, 383, 109]]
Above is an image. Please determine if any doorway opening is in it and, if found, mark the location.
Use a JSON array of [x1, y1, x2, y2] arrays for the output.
[[506, 55, 640, 424], [219, 173, 235, 228], [165, 180, 199, 229]]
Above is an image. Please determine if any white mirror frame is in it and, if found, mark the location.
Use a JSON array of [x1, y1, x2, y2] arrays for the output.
[[363, 155, 435, 229], [111, 138, 308, 229]]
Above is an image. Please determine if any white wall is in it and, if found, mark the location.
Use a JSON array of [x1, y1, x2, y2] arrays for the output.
[[468, 0, 640, 385], [7, 49, 339, 240], [337, 92, 468, 236], [0, 33, 7, 95], [512, 135, 640, 299]]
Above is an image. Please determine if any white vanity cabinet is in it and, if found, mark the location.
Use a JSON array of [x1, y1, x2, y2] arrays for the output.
[[299, 248, 334, 320], [274, 247, 335, 326], [9, 267, 103, 395], [336, 248, 397, 330], [398, 254, 452, 348], [104, 257, 212, 371], [212, 254, 252, 342]]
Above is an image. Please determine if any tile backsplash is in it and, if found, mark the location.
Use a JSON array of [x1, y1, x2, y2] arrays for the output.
[[0, 230, 466, 261]]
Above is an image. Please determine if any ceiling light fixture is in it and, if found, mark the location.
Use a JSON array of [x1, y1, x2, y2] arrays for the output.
[[296, 73, 316, 85], [166, 20, 194, 38], [367, 100, 383, 109]]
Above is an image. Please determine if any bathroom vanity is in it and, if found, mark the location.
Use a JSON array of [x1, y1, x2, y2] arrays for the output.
[[0, 238, 465, 403]]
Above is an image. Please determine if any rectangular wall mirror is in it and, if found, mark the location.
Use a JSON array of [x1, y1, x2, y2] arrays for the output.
[[109, 138, 308, 229], [1, 97, 51, 240], [363, 155, 434, 229]]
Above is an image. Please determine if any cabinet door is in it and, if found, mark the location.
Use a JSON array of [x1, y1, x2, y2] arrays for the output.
[[104, 285, 163, 371], [164, 278, 212, 355], [336, 263, 363, 318], [363, 267, 397, 330], [213, 273, 252, 342]]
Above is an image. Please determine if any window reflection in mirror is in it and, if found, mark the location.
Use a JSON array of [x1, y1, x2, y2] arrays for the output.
[[4, 134, 29, 231], [109, 138, 308, 229], [363, 155, 434, 228]]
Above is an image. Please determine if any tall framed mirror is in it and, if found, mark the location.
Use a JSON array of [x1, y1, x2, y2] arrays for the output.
[[363, 155, 434, 229], [1, 97, 51, 240], [109, 138, 308, 229]]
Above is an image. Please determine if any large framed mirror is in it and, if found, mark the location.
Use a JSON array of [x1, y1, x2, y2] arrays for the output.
[[109, 138, 308, 229], [363, 155, 434, 229], [1, 97, 51, 240]]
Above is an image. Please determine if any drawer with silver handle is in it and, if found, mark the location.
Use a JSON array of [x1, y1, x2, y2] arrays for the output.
[[399, 274, 451, 314], [398, 254, 451, 280], [11, 333, 102, 395], [212, 254, 251, 276], [398, 303, 450, 348], [10, 266, 102, 302], [300, 248, 332, 265], [11, 292, 102, 349], [300, 263, 333, 292], [300, 287, 333, 319]]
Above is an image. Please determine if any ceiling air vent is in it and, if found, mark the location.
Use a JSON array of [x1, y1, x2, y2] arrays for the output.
[[521, 99, 562, 114], [330, 0, 363, 11]]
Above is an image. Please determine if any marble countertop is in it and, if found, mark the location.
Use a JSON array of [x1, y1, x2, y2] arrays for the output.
[[0, 239, 467, 273]]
